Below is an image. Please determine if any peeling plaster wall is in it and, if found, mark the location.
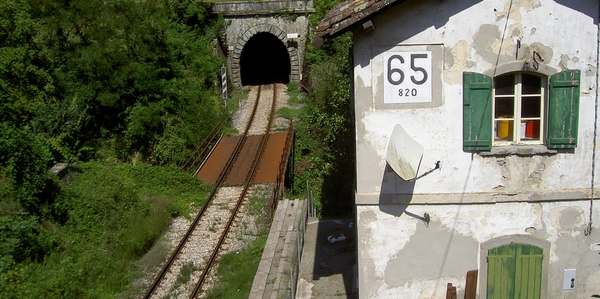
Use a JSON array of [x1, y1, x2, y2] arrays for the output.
[[353, 0, 599, 202], [351, 0, 600, 297], [357, 203, 600, 298]]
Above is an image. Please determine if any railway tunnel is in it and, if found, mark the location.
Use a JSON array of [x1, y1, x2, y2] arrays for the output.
[[145, 3, 310, 298], [240, 32, 291, 85]]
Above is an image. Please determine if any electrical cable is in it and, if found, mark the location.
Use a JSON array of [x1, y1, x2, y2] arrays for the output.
[[493, 0, 513, 77], [585, 3, 600, 236]]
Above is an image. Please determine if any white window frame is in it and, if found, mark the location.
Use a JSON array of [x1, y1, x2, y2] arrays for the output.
[[492, 73, 546, 146]]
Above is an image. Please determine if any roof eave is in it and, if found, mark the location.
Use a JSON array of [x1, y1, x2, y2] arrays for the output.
[[315, 0, 406, 43]]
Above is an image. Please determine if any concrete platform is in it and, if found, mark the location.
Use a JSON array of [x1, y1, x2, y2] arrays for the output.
[[296, 219, 358, 299]]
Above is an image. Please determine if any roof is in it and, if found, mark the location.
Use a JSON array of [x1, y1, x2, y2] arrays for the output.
[[315, 0, 404, 39]]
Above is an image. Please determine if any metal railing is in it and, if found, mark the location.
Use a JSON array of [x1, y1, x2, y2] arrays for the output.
[[268, 121, 295, 219]]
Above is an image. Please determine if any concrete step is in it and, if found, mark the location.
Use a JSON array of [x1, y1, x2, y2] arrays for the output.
[[249, 199, 308, 299]]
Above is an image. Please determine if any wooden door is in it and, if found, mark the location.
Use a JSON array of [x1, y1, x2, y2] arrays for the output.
[[487, 243, 542, 299]]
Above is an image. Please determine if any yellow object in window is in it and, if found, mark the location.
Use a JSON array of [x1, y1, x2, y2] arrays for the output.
[[497, 120, 512, 139]]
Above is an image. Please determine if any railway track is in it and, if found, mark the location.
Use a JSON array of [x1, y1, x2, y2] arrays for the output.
[[144, 84, 278, 299], [179, 119, 224, 173]]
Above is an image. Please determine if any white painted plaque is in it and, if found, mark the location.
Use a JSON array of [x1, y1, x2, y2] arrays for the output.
[[383, 51, 432, 103]]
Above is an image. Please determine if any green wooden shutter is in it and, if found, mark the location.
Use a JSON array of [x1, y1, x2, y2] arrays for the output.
[[463, 72, 493, 151], [547, 70, 580, 149], [514, 244, 543, 299], [487, 245, 516, 299], [487, 243, 543, 299]]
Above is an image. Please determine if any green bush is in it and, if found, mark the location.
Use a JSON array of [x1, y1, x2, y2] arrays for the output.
[[286, 0, 355, 216], [288, 33, 354, 216], [0, 0, 225, 164], [0, 125, 52, 215], [0, 1, 228, 293], [0, 161, 209, 297]]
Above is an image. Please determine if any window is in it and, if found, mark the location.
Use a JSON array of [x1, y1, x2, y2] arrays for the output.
[[463, 70, 580, 152], [493, 73, 545, 145]]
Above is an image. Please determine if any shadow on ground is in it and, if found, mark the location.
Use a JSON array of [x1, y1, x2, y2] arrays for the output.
[[297, 218, 357, 298]]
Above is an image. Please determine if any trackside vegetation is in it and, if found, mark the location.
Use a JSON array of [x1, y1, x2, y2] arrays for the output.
[[1, 162, 209, 297], [0, 0, 355, 296], [1, 0, 223, 296], [283, 1, 355, 217], [204, 186, 271, 299]]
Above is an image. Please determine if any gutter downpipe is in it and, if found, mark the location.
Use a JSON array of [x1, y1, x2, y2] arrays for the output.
[[586, 3, 600, 236]]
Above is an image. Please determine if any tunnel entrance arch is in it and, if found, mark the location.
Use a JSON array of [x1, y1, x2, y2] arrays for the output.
[[230, 24, 300, 87], [240, 32, 290, 85]]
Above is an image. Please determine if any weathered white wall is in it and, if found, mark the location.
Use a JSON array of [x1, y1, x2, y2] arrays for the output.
[[357, 202, 600, 298], [353, 0, 599, 203], [351, 0, 600, 297]]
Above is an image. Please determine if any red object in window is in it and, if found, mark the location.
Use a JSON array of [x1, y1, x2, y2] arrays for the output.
[[525, 120, 539, 138]]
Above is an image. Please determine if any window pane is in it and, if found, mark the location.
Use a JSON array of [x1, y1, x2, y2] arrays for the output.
[[494, 74, 514, 95], [521, 96, 541, 118], [520, 120, 540, 140], [495, 97, 514, 118], [495, 120, 513, 141], [522, 74, 541, 95]]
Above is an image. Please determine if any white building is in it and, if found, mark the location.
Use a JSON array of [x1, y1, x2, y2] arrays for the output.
[[317, 0, 600, 298]]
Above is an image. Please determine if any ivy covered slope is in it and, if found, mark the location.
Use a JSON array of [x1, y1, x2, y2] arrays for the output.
[[285, 0, 355, 216], [1, 0, 224, 297]]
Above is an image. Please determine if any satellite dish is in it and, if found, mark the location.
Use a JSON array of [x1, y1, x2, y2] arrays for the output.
[[386, 124, 423, 180]]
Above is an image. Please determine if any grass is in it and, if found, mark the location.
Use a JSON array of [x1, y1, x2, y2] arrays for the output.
[[0, 161, 209, 298], [201, 0, 270, 3], [204, 235, 268, 299], [277, 82, 304, 121], [223, 87, 249, 136], [286, 81, 305, 105], [204, 186, 271, 299], [277, 106, 303, 121], [174, 262, 197, 289]]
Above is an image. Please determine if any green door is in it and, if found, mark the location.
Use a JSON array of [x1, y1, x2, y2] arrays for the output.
[[487, 243, 543, 299]]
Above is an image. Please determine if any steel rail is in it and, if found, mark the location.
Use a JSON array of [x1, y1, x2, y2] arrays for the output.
[[143, 86, 263, 299], [180, 119, 225, 171], [189, 83, 279, 298], [183, 131, 221, 172], [182, 120, 220, 170], [193, 133, 223, 177]]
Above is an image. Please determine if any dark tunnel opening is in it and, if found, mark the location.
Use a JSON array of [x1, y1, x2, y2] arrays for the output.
[[240, 32, 291, 85]]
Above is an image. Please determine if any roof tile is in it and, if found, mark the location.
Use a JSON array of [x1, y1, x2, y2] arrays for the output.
[[316, 0, 404, 38]]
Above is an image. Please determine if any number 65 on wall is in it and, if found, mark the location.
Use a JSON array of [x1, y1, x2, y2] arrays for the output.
[[383, 51, 432, 104]]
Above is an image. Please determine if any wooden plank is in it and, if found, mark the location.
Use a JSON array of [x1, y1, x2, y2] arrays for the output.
[[487, 245, 516, 299], [446, 283, 457, 299], [547, 70, 580, 149], [465, 270, 478, 299], [514, 244, 543, 299], [463, 72, 493, 151]]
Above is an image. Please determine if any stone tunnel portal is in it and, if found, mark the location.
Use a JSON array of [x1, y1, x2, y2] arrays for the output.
[[240, 32, 291, 86]]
